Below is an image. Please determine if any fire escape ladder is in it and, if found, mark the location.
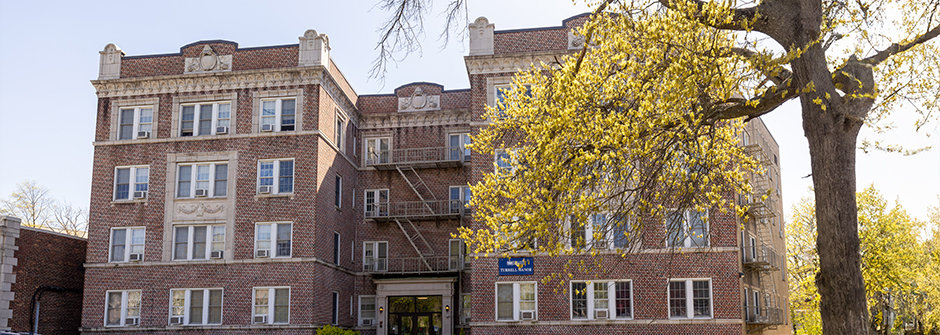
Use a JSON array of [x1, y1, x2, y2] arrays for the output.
[[395, 217, 434, 271], [396, 165, 437, 215]]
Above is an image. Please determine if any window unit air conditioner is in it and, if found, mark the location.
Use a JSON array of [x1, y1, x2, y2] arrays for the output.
[[258, 185, 273, 194], [256, 249, 269, 258], [216, 126, 229, 135], [261, 124, 275, 132], [169, 316, 184, 325], [253, 315, 268, 324], [137, 131, 150, 139], [595, 309, 609, 319], [125, 316, 139, 326], [194, 189, 209, 197], [520, 311, 535, 320], [128, 253, 143, 262], [361, 318, 373, 326], [210, 250, 224, 259], [133, 191, 148, 199]]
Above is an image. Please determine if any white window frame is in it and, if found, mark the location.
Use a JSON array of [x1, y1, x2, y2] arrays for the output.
[[172, 224, 225, 261], [331, 291, 339, 325], [169, 288, 223, 325], [335, 175, 342, 208], [495, 281, 537, 321], [363, 241, 388, 272], [118, 106, 154, 140], [448, 186, 471, 215], [364, 189, 389, 217], [259, 98, 297, 132], [113, 166, 149, 201], [493, 84, 532, 118], [257, 159, 295, 195], [569, 280, 633, 320], [359, 295, 377, 326], [109, 227, 145, 263], [255, 222, 292, 258], [667, 278, 713, 319], [179, 101, 232, 137], [448, 133, 471, 161], [364, 137, 391, 165], [333, 232, 341, 265], [494, 149, 516, 175], [253, 286, 290, 324], [449, 239, 467, 270], [666, 209, 710, 248], [176, 162, 228, 198], [105, 290, 142, 327], [460, 293, 472, 324], [335, 109, 346, 152]]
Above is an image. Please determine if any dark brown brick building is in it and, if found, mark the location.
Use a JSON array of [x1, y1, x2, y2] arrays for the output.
[[82, 13, 789, 335]]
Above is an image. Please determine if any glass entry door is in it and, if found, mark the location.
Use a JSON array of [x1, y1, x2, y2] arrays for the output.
[[387, 296, 442, 335]]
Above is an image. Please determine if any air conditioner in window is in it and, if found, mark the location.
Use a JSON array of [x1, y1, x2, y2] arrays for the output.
[[169, 316, 184, 325], [125, 317, 140, 326], [137, 131, 150, 139], [256, 249, 269, 258], [133, 191, 148, 199], [258, 186, 273, 194], [194, 189, 208, 197], [253, 315, 268, 324], [520, 311, 535, 320], [361, 318, 373, 326], [595, 309, 609, 319], [129, 253, 143, 262], [216, 126, 229, 135], [261, 124, 274, 132], [363, 263, 373, 272], [210, 250, 224, 259]]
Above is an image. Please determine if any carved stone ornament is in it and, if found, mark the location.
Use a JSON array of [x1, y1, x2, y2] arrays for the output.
[[184, 45, 232, 74], [177, 203, 224, 218], [397, 87, 441, 112]]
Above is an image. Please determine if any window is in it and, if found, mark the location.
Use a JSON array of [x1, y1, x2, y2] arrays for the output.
[[449, 239, 466, 270], [260, 98, 296, 132], [331, 292, 339, 325], [460, 294, 472, 324], [449, 133, 471, 161], [118, 107, 154, 140], [114, 166, 149, 200], [363, 241, 388, 271], [177, 163, 227, 198], [258, 159, 294, 194], [668, 279, 712, 319], [570, 280, 632, 320], [496, 282, 537, 321], [359, 296, 376, 326], [494, 84, 532, 117], [110, 227, 145, 262], [255, 223, 291, 258], [253, 287, 290, 324], [449, 186, 471, 215], [333, 232, 340, 265], [180, 102, 231, 136], [173, 225, 225, 261], [365, 137, 390, 165], [170, 288, 222, 325], [666, 210, 709, 247], [568, 213, 635, 250], [364, 189, 389, 217], [106, 290, 141, 326], [495, 150, 514, 174], [334, 175, 342, 208], [335, 110, 346, 151]]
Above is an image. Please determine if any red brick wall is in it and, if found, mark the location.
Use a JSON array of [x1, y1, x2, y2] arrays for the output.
[[120, 42, 300, 79], [10, 228, 86, 335]]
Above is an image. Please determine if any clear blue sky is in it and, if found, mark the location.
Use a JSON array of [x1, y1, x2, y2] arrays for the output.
[[1, 0, 937, 222]]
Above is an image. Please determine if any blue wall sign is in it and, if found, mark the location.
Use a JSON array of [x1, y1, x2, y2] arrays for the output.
[[498, 257, 534, 275]]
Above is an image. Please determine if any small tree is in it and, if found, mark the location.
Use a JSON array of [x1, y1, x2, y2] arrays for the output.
[[316, 325, 360, 335]]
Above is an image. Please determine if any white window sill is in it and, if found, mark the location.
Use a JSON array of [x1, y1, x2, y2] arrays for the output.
[[111, 199, 148, 205], [256, 193, 293, 199]]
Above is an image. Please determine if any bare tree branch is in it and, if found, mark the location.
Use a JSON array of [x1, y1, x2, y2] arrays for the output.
[[861, 23, 940, 66]]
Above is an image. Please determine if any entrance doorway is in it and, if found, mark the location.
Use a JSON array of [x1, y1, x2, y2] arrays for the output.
[[387, 296, 442, 335]]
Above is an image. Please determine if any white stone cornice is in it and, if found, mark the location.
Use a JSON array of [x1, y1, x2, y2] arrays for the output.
[[91, 67, 327, 98], [464, 50, 576, 75], [361, 109, 473, 129]]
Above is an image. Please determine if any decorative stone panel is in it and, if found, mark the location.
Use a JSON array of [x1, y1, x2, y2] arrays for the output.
[[184, 45, 232, 74]]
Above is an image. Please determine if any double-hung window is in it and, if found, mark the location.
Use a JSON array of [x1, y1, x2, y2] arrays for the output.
[[333, 232, 340, 265], [494, 84, 531, 118], [335, 110, 346, 151], [255, 222, 291, 258], [177, 163, 227, 198], [114, 166, 149, 200], [496, 282, 537, 321], [359, 296, 376, 326], [253, 287, 290, 324], [449, 186, 471, 215], [570, 280, 632, 320], [460, 294, 472, 324], [106, 290, 141, 326], [449, 239, 467, 270], [666, 210, 709, 247], [364, 189, 389, 217], [449, 133, 471, 161], [334, 175, 342, 208], [110, 227, 145, 262], [363, 241, 387, 272], [668, 279, 712, 319], [169, 288, 222, 325], [119, 107, 154, 140], [173, 225, 225, 260], [495, 150, 514, 175], [260, 98, 296, 132], [180, 102, 231, 136], [570, 213, 636, 250], [365, 138, 390, 165], [258, 159, 294, 194]]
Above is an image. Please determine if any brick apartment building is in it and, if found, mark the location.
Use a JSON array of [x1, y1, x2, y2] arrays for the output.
[[82, 13, 789, 335]]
